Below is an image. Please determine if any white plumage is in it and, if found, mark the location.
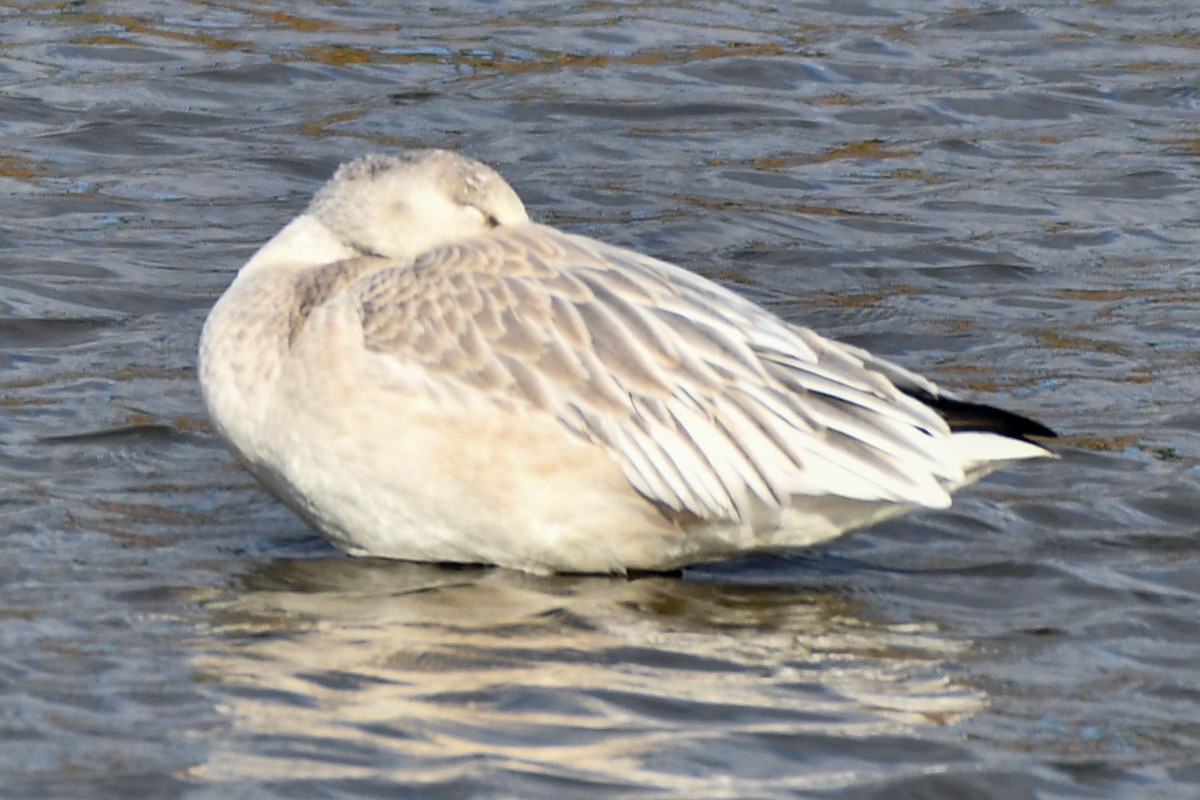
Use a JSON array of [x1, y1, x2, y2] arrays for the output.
[[199, 150, 1053, 574]]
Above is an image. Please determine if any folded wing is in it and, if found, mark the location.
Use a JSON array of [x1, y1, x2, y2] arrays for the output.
[[334, 224, 982, 523]]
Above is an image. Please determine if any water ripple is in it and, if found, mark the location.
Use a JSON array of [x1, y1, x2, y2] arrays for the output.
[[2, 0, 1200, 797]]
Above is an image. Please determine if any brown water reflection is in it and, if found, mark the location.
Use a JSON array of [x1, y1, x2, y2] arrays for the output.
[[4, 0, 1200, 798]]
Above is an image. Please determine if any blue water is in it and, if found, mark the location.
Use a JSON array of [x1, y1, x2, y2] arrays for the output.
[[3, 1, 1200, 797]]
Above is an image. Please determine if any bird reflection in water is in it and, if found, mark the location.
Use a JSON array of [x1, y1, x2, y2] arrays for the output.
[[190, 557, 984, 791]]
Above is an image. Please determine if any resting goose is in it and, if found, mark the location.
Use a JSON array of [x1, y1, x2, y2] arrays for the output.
[[199, 150, 1054, 574]]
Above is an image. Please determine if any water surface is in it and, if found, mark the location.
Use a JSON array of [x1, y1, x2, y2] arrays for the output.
[[3, 1, 1200, 797]]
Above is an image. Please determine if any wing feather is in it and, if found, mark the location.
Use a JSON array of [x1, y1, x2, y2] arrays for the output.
[[348, 223, 968, 524], [628, 398, 736, 517]]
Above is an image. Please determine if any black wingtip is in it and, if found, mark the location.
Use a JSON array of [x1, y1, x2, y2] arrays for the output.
[[906, 391, 1057, 441]]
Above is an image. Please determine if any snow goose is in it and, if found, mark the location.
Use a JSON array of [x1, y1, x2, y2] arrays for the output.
[[199, 150, 1054, 574]]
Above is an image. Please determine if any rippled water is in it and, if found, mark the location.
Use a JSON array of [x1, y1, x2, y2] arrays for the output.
[[4, 1, 1200, 797]]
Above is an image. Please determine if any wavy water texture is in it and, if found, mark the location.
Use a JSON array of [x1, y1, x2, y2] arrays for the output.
[[193, 563, 984, 794], [2, 0, 1200, 798]]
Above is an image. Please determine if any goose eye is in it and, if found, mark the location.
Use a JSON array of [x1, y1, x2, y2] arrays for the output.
[[465, 204, 501, 228]]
